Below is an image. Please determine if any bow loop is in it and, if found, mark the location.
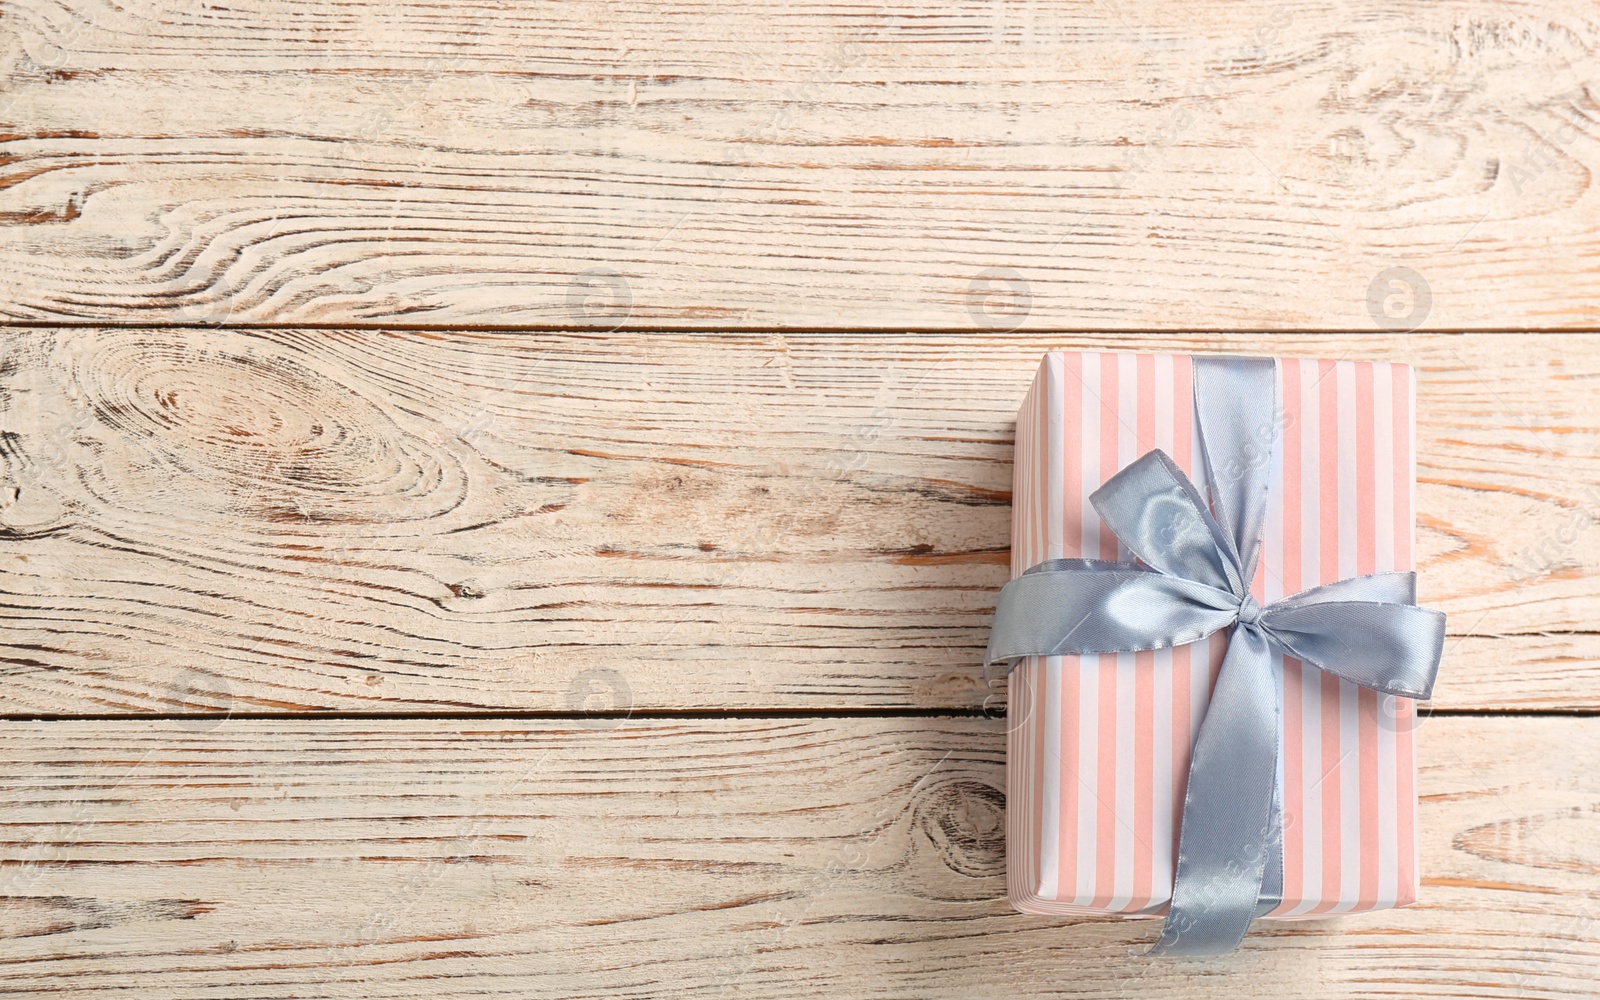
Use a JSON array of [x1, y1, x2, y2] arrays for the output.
[[985, 563, 1238, 667], [1260, 600, 1445, 699], [1089, 449, 1242, 596]]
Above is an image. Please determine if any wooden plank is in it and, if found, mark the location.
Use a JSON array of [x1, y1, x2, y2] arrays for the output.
[[0, 715, 1593, 997], [0, 330, 1595, 714], [3, 0, 1600, 328]]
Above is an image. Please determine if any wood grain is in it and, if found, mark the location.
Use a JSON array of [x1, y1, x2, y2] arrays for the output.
[[0, 715, 1593, 998], [3, 0, 1600, 328], [0, 329, 1593, 714]]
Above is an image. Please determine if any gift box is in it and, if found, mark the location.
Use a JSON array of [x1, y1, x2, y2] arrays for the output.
[[1005, 350, 1420, 919]]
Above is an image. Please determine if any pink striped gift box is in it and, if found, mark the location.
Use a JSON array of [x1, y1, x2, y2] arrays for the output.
[[1006, 350, 1419, 918]]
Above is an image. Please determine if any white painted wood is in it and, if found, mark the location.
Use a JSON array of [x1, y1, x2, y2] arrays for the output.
[[2, 1, 1598, 328], [0, 716, 1593, 997]]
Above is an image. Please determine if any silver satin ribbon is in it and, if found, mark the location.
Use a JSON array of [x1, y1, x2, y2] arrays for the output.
[[986, 356, 1445, 957]]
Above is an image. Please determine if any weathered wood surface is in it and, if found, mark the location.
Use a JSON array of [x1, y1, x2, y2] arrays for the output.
[[2, 0, 1594, 992], [4, 0, 1600, 329], [0, 329, 1593, 715], [0, 715, 1592, 998]]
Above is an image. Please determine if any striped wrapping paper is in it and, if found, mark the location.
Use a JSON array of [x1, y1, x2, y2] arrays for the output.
[[1006, 351, 1419, 918]]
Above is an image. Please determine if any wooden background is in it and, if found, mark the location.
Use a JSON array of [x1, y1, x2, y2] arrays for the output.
[[2, 0, 1598, 996]]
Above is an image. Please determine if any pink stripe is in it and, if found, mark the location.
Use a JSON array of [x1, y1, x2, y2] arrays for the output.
[[1312, 361, 1343, 914], [1009, 386, 1022, 898], [1356, 363, 1380, 909], [1008, 377, 1032, 902], [1029, 368, 1050, 903], [1090, 356, 1121, 908], [1280, 661, 1304, 914], [1024, 378, 1042, 898], [1099, 357, 1122, 564], [1313, 672, 1342, 914], [1207, 633, 1226, 707], [1356, 366, 1377, 578], [1034, 373, 1049, 900], [1173, 355, 1194, 506], [1039, 366, 1052, 900], [1133, 648, 1155, 908], [1169, 641, 1191, 903], [1277, 358, 1306, 913], [1056, 354, 1084, 900], [1166, 354, 1195, 908], [1133, 354, 1157, 909], [1394, 363, 1417, 905], [1017, 380, 1030, 896], [1395, 364, 1413, 572], [1357, 687, 1379, 908]]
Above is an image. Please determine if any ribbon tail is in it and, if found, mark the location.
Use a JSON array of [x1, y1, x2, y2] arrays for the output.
[[1191, 356, 1278, 587], [1150, 625, 1281, 957]]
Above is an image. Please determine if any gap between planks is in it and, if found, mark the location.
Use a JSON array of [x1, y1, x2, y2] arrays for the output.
[[8, 323, 1600, 335], [2, 708, 1594, 723]]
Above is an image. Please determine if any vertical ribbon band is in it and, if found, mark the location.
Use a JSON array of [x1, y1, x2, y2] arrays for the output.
[[986, 356, 1445, 956]]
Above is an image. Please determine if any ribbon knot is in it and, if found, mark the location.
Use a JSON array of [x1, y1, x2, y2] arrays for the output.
[[1235, 594, 1262, 627], [986, 356, 1446, 957]]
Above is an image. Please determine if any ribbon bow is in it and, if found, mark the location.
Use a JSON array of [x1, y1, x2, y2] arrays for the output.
[[986, 356, 1445, 956]]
